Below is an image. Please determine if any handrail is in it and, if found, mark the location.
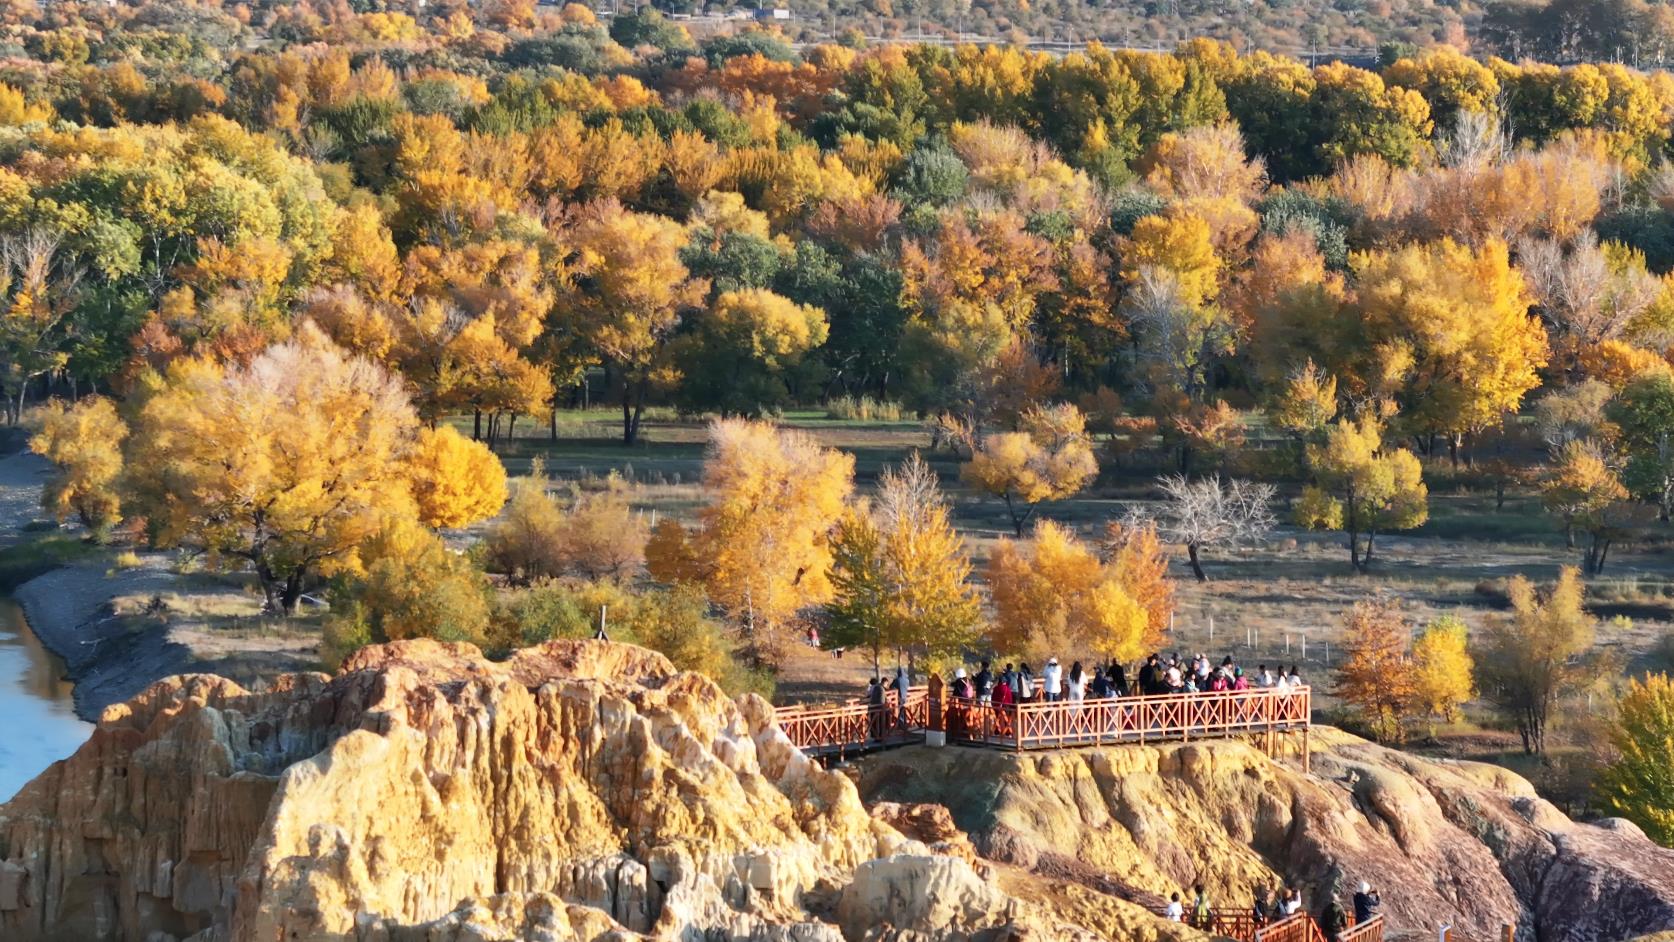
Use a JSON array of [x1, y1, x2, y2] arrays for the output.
[[1341, 915, 1384, 942], [1156, 908, 1267, 942], [775, 686, 930, 753], [943, 685, 1311, 751], [1257, 912, 1319, 942]]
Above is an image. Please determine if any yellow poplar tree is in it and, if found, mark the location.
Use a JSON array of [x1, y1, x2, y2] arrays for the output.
[[826, 453, 982, 669], [125, 329, 504, 613], [646, 418, 854, 662], [1333, 598, 1418, 743], [1411, 615, 1476, 735], [1296, 417, 1428, 572], [406, 425, 508, 528], [1351, 238, 1548, 455], [962, 402, 1099, 535], [1597, 673, 1674, 845], [29, 396, 127, 541], [987, 519, 1150, 664]]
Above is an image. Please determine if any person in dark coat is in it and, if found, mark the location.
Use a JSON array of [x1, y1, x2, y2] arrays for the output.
[[1352, 882, 1380, 925]]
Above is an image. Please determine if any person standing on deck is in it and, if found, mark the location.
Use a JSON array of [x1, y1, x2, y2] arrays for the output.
[[894, 664, 911, 730], [1252, 885, 1272, 926], [1353, 882, 1380, 925], [1066, 661, 1086, 702], [1043, 657, 1063, 702], [1320, 890, 1349, 942], [1165, 892, 1184, 922], [974, 660, 993, 704], [1193, 884, 1212, 927]]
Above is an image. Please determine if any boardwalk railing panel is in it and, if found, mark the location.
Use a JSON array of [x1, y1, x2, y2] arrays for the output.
[[776, 684, 1311, 758], [942, 686, 1311, 751], [1341, 916, 1384, 942], [776, 687, 929, 754]]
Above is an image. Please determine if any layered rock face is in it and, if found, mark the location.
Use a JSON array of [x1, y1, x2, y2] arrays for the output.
[[856, 731, 1674, 942], [7, 641, 1671, 942], [0, 640, 1050, 941]]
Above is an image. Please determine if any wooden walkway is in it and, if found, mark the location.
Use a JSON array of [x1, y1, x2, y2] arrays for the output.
[[1167, 911, 1380, 942], [774, 684, 1312, 766]]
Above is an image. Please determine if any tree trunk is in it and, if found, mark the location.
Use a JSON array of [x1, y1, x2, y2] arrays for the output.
[[473, 409, 482, 441], [1349, 529, 1363, 572], [549, 406, 558, 443], [1003, 492, 1033, 537], [1187, 542, 1207, 582], [281, 570, 306, 616]]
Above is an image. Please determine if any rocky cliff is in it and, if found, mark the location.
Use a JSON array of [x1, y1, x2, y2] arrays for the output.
[[856, 733, 1674, 942], [2, 640, 1670, 942], [0, 640, 1129, 941]]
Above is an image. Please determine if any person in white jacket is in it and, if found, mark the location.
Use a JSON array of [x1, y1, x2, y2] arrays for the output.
[[1043, 657, 1063, 702]]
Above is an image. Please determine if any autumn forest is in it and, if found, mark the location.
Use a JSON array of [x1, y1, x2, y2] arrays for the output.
[[9, 0, 1674, 841]]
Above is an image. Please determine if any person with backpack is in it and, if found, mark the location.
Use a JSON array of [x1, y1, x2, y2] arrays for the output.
[[1252, 885, 1272, 926], [1320, 890, 1349, 942], [974, 660, 993, 704]]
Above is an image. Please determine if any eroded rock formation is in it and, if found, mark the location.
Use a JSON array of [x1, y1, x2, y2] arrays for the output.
[[856, 732, 1674, 942], [4, 640, 1671, 942], [0, 640, 1071, 941]]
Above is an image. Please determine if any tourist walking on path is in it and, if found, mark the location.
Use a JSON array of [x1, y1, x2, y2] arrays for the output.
[[1193, 884, 1212, 926], [1252, 885, 1272, 926], [1165, 892, 1184, 922]]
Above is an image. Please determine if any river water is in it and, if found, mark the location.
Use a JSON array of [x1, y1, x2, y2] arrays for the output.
[[0, 598, 91, 801]]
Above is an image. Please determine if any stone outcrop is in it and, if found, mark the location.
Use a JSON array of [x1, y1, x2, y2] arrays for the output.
[[856, 730, 1674, 942], [0, 640, 1042, 941], [5, 641, 1672, 942]]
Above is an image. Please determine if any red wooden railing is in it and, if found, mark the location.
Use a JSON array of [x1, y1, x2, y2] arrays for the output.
[[1341, 915, 1384, 942], [1258, 913, 1329, 942], [775, 687, 930, 754], [1169, 910, 1264, 941], [943, 685, 1311, 752]]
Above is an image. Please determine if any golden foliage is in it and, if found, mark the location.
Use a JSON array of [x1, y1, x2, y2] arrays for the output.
[[1333, 598, 1418, 742], [826, 454, 982, 663], [988, 519, 1150, 664], [125, 330, 428, 612], [649, 419, 854, 660], [962, 402, 1099, 534], [28, 396, 126, 539], [1597, 673, 1674, 845], [405, 425, 507, 529], [1411, 615, 1476, 729]]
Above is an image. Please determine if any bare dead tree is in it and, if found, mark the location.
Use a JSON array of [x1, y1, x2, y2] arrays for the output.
[[1127, 475, 1277, 582]]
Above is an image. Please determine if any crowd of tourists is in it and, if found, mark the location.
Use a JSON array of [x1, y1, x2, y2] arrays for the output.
[[1163, 880, 1382, 941], [928, 652, 1305, 705]]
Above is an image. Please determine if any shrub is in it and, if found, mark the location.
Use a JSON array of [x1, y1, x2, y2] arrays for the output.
[[825, 395, 906, 422], [484, 462, 646, 583], [323, 516, 491, 667]]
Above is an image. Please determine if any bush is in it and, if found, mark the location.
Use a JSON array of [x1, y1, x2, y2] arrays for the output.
[[323, 516, 491, 667], [826, 395, 906, 422], [485, 463, 646, 583], [491, 580, 771, 696]]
